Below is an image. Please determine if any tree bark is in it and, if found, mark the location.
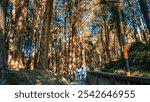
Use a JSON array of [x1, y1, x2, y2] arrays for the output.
[[0, 0, 8, 84], [39, 0, 54, 70], [127, 0, 140, 42], [138, 0, 150, 33]]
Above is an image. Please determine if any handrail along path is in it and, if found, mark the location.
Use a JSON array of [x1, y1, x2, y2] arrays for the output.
[[86, 71, 150, 85]]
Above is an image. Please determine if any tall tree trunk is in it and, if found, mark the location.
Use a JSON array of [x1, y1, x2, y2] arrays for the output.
[[127, 0, 140, 42], [138, 0, 150, 33], [68, 0, 73, 75], [135, 0, 148, 44], [100, 26, 107, 65], [0, 0, 8, 84], [8, 0, 17, 68], [63, 9, 67, 72], [39, 0, 54, 70], [15, 0, 28, 68], [71, 0, 80, 80], [8, 0, 28, 69]]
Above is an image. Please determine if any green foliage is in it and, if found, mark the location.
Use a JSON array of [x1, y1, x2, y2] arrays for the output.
[[102, 58, 124, 72], [104, 42, 150, 76], [129, 42, 150, 52], [129, 43, 150, 71]]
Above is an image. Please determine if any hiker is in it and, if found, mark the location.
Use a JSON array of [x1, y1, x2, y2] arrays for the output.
[[76, 67, 81, 80], [80, 67, 86, 80]]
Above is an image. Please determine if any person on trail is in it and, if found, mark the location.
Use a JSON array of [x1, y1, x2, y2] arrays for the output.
[[80, 67, 86, 80], [76, 67, 81, 80]]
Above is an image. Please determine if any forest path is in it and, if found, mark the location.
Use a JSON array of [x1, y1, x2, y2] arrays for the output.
[[70, 80, 87, 85]]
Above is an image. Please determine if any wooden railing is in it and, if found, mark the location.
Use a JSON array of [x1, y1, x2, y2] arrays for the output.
[[86, 71, 150, 85]]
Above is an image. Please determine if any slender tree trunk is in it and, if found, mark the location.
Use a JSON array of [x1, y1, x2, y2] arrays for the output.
[[100, 26, 106, 64], [138, 0, 150, 33], [127, 0, 140, 42], [63, 11, 67, 72], [71, 0, 80, 80], [68, 0, 73, 75], [135, 0, 148, 44], [81, 37, 86, 67], [0, 0, 8, 84]]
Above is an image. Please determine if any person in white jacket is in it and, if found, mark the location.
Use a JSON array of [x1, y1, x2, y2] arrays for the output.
[[80, 67, 86, 80], [76, 68, 81, 80]]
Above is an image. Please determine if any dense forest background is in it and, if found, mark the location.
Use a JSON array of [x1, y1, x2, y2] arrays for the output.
[[0, 0, 150, 85]]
